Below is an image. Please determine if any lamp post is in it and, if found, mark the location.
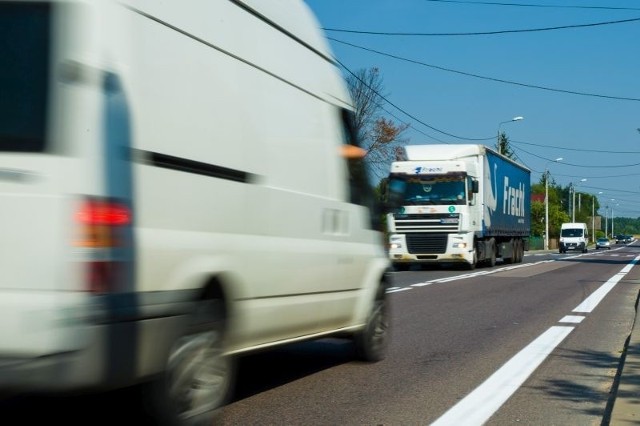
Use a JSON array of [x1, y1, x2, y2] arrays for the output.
[[572, 178, 587, 222], [612, 202, 619, 238], [605, 206, 609, 238], [544, 157, 563, 250], [497, 116, 524, 155], [592, 191, 602, 243]]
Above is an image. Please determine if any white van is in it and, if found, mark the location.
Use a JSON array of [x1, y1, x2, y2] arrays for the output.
[[559, 222, 589, 253], [0, 1, 390, 424]]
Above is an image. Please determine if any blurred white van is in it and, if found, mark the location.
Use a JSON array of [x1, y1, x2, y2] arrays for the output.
[[559, 222, 589, 253], [0, 1, 390, 424]]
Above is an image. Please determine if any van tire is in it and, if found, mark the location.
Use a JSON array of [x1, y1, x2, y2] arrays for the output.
[[148, 299, 235, 426], [354, 287, 389, 362]]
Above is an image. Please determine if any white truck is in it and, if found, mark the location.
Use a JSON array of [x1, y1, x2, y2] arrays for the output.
[[386, 144, 531, 270]]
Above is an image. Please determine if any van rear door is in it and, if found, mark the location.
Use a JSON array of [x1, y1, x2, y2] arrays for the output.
[[0, 2, 89, 357]]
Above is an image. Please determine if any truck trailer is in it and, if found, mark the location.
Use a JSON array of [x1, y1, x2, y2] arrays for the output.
[[386, 144, 531, 270]]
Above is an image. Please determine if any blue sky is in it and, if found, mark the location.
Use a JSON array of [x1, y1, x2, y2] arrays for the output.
[[304, 0, 640, 218]]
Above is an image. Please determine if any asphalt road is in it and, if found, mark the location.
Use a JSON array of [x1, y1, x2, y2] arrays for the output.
[[2, 244, 639, 425], [216, 244, 640, 425]]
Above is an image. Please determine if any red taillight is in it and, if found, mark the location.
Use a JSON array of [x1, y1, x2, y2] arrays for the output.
[[74, 199, 131, 248], [75, 199, 131, 226], [74, 198, 133, 293]]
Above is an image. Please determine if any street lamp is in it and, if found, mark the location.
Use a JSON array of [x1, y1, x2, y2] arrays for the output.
[[497, 116, 524, 155], [544, 157, 563, 250], [572, 178, 587, 222]]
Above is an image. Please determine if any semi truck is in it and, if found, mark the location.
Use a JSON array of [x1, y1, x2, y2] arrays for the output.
[[386, 144, 531, 270]]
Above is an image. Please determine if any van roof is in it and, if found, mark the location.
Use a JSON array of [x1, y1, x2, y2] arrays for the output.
[[238, 0, 334, 62]]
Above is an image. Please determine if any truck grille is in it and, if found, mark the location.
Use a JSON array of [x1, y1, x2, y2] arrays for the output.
[[393, 213, 460, 233], [406, 233, 448, 254]]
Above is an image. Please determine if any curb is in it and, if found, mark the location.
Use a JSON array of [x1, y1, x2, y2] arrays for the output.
[[607, 289, 640, 425]]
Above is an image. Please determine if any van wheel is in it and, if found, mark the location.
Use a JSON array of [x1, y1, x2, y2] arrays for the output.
[[149, 299, 235, 426], [354, 288, 389, 362]]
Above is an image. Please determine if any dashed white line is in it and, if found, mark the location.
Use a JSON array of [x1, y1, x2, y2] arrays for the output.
[[559, 315, 585, 323], [430, 254, 640, 425], [573, 255, 640, 313]]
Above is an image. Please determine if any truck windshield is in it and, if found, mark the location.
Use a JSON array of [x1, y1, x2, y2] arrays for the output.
[[0, 3, 51, 152], [402, 176, 466, 205]]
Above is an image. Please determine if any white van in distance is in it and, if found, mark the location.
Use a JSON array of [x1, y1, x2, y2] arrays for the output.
[[0, 1, 390, 424], [559, 222, 589, 253]]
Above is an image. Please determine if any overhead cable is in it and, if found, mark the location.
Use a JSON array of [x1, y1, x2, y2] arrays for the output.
[[329, 38, 640, 102], [335, 58, 495, 141], [323, 17, 640, 36], [422, 0, 640, 11]]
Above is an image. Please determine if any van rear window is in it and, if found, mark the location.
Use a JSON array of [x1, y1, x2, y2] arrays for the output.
[[0, 2, 51, 152]]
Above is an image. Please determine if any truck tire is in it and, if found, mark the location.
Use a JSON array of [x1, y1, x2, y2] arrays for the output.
[[503, 240, 515, 264], [487, 239, 496, 267], [354, 285, 389, 362], [517, 239, 524, 263]]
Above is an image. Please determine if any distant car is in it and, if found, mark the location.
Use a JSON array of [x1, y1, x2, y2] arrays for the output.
[[616, 234, 626, 244], [596, 238, 611, 250]]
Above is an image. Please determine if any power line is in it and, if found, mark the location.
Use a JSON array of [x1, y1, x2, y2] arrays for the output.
[[323, 16, 640, 36], [510, 139, 640, 154], [329, 38, 640, 102], [515, 144, 640, 168], [422, 0, 640, 11], [335, 58, 494, 141]]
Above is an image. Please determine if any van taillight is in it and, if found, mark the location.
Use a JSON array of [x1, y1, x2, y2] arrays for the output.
[[75, 199, 131, 247], [75, 198, 132, 293]]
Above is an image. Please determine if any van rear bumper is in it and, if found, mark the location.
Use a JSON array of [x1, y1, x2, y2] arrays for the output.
[[0, 290, 193, 393]]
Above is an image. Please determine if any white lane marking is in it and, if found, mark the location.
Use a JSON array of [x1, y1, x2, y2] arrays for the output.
[[559, 315, 585, 323], [431, 326, 574, 426], [430, 255, 640, 425], [387, 287, 412, 293], [572, 255, 640, 313], [389, 260, 555, 293]]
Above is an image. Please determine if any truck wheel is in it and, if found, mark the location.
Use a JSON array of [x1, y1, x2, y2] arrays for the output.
[[517, 240, 525, 263], [354, 286, 389, 362], [503, 240, 515, 265], [488, 239, 496, 267], [148, 299, 235, 426]]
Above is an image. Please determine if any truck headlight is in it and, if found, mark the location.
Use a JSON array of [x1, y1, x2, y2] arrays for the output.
[[452, 242, 467, 249], [389, 236, 403, 250]]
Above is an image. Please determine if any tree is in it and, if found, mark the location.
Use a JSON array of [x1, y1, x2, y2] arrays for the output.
[[495, 132, 517, 160], [346, 67, 409, 181]]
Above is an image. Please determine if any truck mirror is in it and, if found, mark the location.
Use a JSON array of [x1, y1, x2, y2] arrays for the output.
[[472, 180, 479, 193]]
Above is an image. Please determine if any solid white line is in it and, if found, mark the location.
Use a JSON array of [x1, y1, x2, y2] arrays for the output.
[[572, 255, 640, 313], [559, 315, 585, 323], [431, 326, 574, 426]]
